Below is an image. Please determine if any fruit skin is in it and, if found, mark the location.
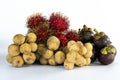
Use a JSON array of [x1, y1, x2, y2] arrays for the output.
[[80, 31, 94, 43], [26, 33, 37, 43], [49, 12, 69, 32], [35, 27, 49, 41], [93, 29, 111, 49], [64, 59, 74, 70], [98, 53, 115, 65], [12, 55, 24, 67], [85, 58, 91, 65], [55, 51, 65, 64], [77, 41, 87, 55], [27, 13, 46, 28], [20, 43, 31, 54], [48, 55, 56, 65], [91, 46, 98, 63], [47, 36, 60, 51], [84, 42, 93, 58], [23, 52, 36, 64], [90, 43, 100, 63], [42, 49, 53, 59], [13, 34, 25, 45], [94, 35, 111, 49], [8, 44, 20, 57], [66, 30, 79, 41], [98, 45, 116, 65], [79, 25, 94, 43], [29, 43, 38, 52], [56, 33, 68, 46], [39, 56, 48, 65], [37, 44, 46, 55], [67, 40, 79, 52], [75, 53, 86, 67], [6, 55, 13, 64], [66, 51, 76, 63]]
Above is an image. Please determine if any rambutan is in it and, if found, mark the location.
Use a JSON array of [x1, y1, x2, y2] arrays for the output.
[[49, 12, 69, 32], [39, 21, 50, 28], [57, 33, 68, 46], [27, 13, 46, 29], [35, 27, 49, 40], [66, 30, 79, 41]]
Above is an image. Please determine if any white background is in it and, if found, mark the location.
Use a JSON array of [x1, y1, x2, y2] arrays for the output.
[[0, 0, 120, 80]]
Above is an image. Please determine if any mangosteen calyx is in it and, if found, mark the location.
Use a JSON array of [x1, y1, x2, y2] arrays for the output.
[[100, 46, 116, 55], [79, 25, 94, 43]]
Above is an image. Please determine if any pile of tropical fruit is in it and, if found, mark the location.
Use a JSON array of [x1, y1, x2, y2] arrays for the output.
[[6, 12, 117, 70]]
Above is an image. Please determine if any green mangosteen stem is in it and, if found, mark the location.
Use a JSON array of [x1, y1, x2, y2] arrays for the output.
[[83, 25, 88, 31], [106, 47, 111, 52], [94, 28, 99, 34], [101, 46, 116, 55]]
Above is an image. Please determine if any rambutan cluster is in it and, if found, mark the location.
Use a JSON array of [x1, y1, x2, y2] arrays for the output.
[[27, 12, 70, 44]]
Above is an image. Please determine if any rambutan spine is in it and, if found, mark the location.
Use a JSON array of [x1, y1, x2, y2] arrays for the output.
[[27, 13, 47, 29], [49, 12, 69, 32], [56, 33, 68, 46], [66, 30, 79, 41], [35, 27, 49, 40]]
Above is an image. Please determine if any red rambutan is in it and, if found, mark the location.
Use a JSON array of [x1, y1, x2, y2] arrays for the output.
[[27, 13, 46, 28], [66, 30, 79, 41], [35, 27, 49, 40], [57, 33, 68, 46], [49, 12, 69, 32]]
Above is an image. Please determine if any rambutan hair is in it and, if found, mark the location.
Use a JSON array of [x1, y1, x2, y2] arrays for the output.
[[27, 13, 46, 28], [35, 27, 49, 40], [49, 12, 69, 32], [56, 33, 68, 46], [66, 30, 79, 41]]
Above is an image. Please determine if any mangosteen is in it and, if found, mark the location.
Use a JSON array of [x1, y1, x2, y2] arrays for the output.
[[79, 25, 94, 43], [91, 46, 98, 63], [91, 43, 99, 63], [93, 29, 111, 49], [98, 45, 116, 65]]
